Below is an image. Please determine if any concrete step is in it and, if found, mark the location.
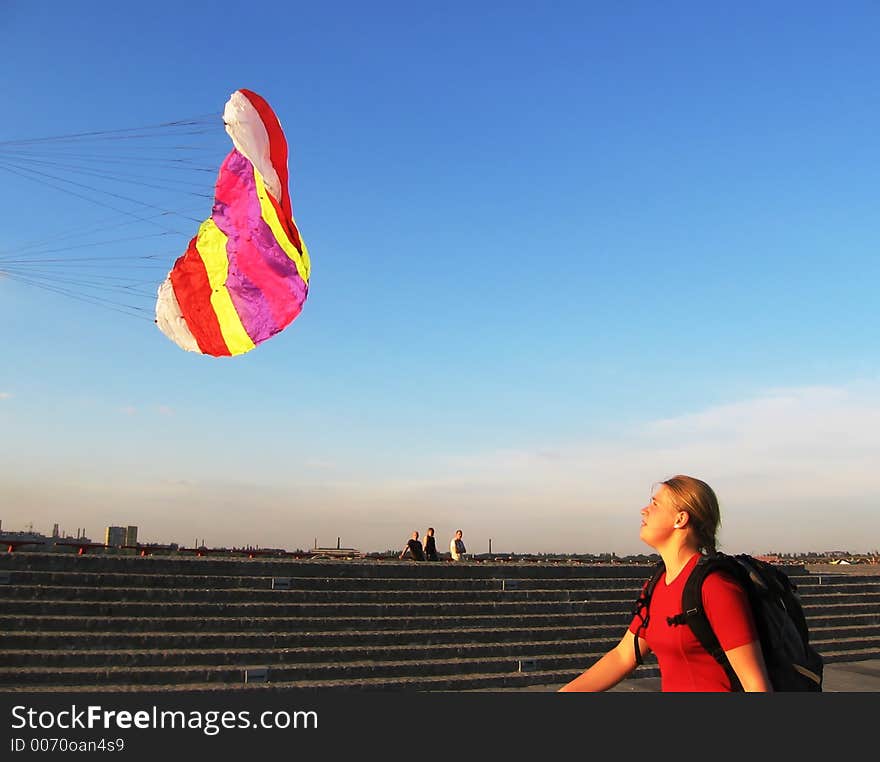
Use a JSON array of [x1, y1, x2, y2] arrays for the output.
[[0, 623, 627, 650], [0, 585, 642, 604], [807, 612, 880, 628], [0, 636, 621, 669], [0, 598, 643, 617], [810, 634, 880, 653], [6, 632, 878, 671], [6, 651, 878, 693], [0, 554, 672, 580], [3, 594, 878, 620], [0, 651, 616, 687], [8, 653, 880, 694], [3, 584, 876, 607], [4, 603, 878, 634], [2, 619, 874, 653], [801, 602, 880, 617], [812, 646, 880, 663], [796, 581, 880, 594], [0, 665, 662, 693], [802, 623, 880, 641], [0, 611, 633, 633], [1, 576, 859, 604], [798, 573, 880, 585], [0, 570, 651, 591], [795, 592, 880, 606]]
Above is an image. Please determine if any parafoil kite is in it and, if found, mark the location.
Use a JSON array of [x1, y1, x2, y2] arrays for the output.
[[155, 89, 310, 356]]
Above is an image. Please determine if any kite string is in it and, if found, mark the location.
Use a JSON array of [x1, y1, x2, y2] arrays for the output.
[[0, 114, 230, 318]]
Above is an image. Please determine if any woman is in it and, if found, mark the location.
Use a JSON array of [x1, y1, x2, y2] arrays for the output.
[[558, 474, 771, 692], [423, 527, 438, 561]]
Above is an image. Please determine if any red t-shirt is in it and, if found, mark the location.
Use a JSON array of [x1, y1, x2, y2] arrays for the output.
[[628, 553, 758, 691]]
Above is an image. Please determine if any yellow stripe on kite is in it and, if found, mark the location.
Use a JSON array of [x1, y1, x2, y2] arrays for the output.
[[253, 169, 311, 283], [195, 218, 256, 356]]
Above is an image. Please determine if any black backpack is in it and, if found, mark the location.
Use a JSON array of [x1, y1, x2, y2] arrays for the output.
[[632, 552, 824, 691]]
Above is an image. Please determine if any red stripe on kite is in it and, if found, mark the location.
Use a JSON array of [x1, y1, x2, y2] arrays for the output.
[[169, 236, 231, 357], [238, 88, 303, 251]]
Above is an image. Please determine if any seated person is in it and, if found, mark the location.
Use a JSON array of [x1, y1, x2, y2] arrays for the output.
[[400, 531, 425, 561]]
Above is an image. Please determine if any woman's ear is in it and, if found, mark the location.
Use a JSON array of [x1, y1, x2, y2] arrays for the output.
[[673, 511, 689, 528]]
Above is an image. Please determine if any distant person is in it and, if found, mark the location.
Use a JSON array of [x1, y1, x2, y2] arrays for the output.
[[450, 529, 466, 561], [400, 530, 425, 561], [558, 474, 771, 692], [423, 527, 438, 561]]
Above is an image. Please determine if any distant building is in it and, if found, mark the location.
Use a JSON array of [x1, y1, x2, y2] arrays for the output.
[[105, 526, 126, 547], [104, 525, 138, 547]]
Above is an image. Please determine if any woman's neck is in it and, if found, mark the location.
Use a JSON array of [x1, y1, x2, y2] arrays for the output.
[[659, 545, 701, 583]]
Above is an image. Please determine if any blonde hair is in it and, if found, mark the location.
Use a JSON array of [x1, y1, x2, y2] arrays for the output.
[[660, 475, 721, 554]]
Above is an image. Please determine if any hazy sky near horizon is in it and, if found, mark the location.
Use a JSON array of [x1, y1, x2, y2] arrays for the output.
[[1, 1, 878, 556]]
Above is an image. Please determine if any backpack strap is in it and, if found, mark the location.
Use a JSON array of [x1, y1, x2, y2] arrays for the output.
[[673, 553, 745, 691], [632, 561, 665, 667]]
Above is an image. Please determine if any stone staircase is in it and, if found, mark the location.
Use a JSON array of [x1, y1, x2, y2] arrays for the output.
[[1, 552, 878, 692]]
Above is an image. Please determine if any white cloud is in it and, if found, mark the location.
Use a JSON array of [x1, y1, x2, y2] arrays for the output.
[[343, 379, 880, 553], [0, 391, 11, 399]]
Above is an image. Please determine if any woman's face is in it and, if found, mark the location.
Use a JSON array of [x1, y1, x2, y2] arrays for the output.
[[639, 483, 682, 549]]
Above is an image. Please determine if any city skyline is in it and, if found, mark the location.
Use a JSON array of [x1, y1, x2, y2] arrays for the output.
[[2, 503, 877, 557]]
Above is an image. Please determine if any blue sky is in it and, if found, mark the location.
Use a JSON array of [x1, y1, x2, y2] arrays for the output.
[[1, 1, 877, 555]]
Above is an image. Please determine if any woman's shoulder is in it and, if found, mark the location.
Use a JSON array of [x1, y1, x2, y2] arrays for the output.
[[700, 564, 748, 606]]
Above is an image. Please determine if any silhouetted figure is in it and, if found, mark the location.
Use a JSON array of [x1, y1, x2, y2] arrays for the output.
[[423, 527, 438, 561], [400, 530, 425, 561]]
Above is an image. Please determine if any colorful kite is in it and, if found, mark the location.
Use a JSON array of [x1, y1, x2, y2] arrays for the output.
[[155, 89, 310, 356]]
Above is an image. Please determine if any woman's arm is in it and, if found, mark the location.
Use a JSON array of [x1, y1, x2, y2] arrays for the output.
[[725, 641, 772, 692], [557, 631, 646, 692]]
